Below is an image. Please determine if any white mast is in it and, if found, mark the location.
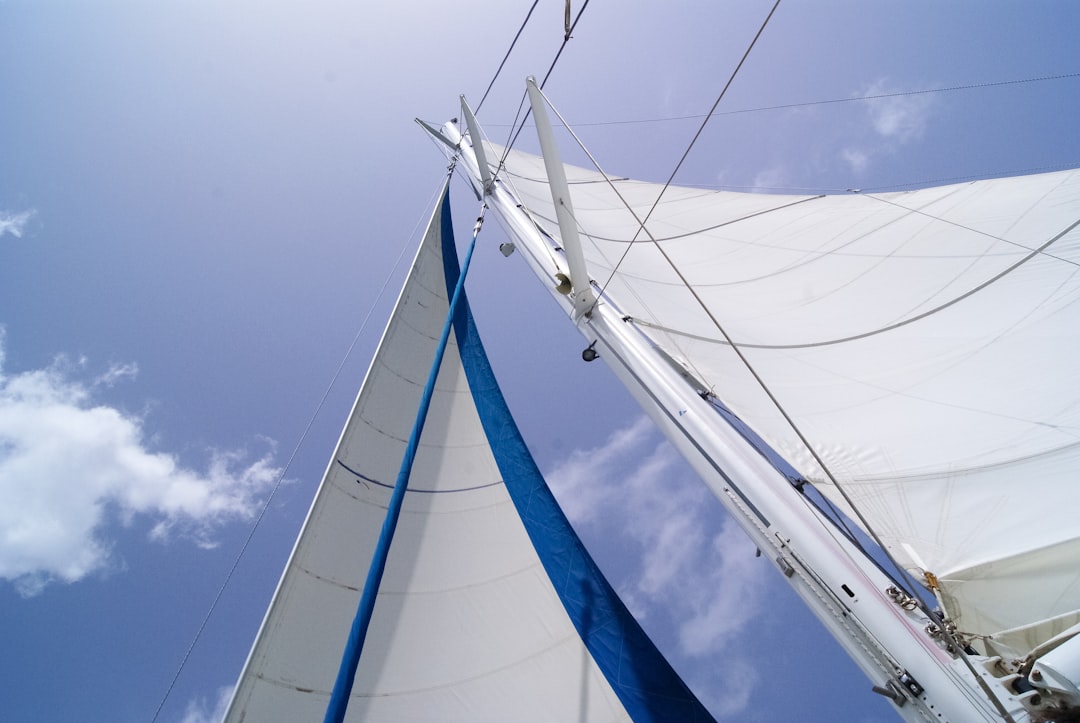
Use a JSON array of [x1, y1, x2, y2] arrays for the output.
[[438, 103, 1057, 721]]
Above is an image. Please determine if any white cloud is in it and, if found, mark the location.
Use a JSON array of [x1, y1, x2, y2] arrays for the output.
[[686, 659, 758, 719], [841, 147, 870, 175], [180, 685, 234, 723], [0, 209, 36, 239], [0, 331, 280, 596], [751, 165, 790, 192], [547, 417, 770, 717], [863, 80, 932, 143], [837, 79, 935, 176]]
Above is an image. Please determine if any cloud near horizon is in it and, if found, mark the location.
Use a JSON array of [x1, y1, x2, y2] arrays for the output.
[[547, 417, 769, 718], [0, 333, 280, 596]]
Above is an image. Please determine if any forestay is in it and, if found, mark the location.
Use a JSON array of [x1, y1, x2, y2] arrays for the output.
[[224, 185, 712, 721], [489, 142, 1080, 657]]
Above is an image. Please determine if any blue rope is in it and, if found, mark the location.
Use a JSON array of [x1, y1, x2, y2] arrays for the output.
[[323, 192, 484, 723]]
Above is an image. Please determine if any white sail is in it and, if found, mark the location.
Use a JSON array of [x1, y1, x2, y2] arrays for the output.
[[224, 185, 712, 721], [484, 142, 1080, 656]]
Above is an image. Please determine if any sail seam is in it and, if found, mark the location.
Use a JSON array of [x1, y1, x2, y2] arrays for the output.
[[624, 215, 1080, 349], [528, 192, 826, 244], [335, 459, 504, 494]]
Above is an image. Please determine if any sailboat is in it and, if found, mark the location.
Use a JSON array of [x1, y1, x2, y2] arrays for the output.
[[221, 15, 1080, 723]]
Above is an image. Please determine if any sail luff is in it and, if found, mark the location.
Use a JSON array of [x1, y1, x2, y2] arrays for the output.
[[322, 200, 483, 723], [220, 181, 455, 723]]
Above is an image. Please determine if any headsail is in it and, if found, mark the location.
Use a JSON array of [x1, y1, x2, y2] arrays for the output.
[[224, 184, 712, 721], [486, 142, 1080, 656]]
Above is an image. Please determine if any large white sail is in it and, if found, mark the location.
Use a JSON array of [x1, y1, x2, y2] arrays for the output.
[[484, 142, 1080, 657], [224, 185, 712, 721]]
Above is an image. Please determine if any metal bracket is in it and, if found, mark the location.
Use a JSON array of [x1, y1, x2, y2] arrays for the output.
[[871, 680, 907, 707]]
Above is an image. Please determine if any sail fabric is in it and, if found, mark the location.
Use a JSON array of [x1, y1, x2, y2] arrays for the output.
[[224, 185, 712, 722], [490, 143, 1080, 649]]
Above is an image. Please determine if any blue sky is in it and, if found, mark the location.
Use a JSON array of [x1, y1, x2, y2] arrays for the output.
[[2, 2, 1079, 721]]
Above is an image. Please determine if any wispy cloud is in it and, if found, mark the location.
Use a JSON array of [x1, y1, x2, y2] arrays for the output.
[[750, 165, 791, 192], [0, 209, 36, 239], [863, 79, 933, 143], [547, 417, 769, 718], [180, 686, 234, 723], [0, 331, 280, 596], [840, 147, 870, 175], [840, 78, 935, 175]]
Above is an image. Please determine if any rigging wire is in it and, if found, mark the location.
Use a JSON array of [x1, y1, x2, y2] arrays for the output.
[[485, 68, 1079, 195], [591, 0, 783, 306], [596, 0, 923, 600], [560, 71, 1080, 127], [511, 7, 1020, 719], [862, 185, 1080, 265], [493, 0, 592, 173], [148, 176, 449, 723], [476, 0, 540, 113], [520, 4, 972, 611], [527, 0, 922, 609], [523, 13, 874, 554], [863, 160, 1080, 192], [617, 211, 1080, 352]]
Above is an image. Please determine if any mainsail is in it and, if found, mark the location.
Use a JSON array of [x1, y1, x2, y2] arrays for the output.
[[479, 139, 1080, 658], [223, 184, 712, 721]]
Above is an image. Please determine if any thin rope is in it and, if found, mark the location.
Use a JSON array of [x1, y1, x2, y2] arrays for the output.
[[863, 160, 1080, 192], [531, 0, 922, 598], [864, 186, 1080, 267], [149, 176, 448, 723], [522, 15, 1018, 720], [494, 0, 592, 173], [476, 0, 540, 113], [323, 199, 487, 723], [525, 3, 930, 572], [560, 71, 1080, 127], [591, 0, 782, 306]]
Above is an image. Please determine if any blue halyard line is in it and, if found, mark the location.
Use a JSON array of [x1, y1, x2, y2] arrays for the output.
[[323, 187, 484, 723]]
